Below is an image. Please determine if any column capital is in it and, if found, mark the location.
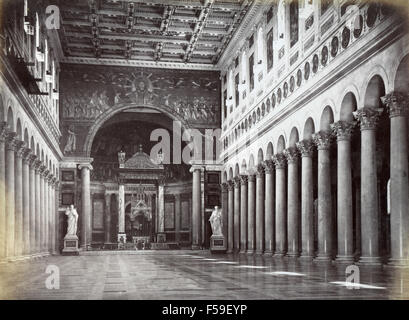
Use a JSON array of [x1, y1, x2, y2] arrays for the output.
[[283, 147, 299, 163], [353, 107, 383, 130], [5, 132, 18, 151], [248, 173, 256, 182], [15, 140, 27, 158], [22, 147, 32, 164], [42, 168, 50, 178], [296, 139, 315, 157], [28, 154, 37, 167], [51, 176, 59, 186], [381, 92, 409, 118], [240, 175, 248, 185], [256, 163, 265, 177], [78, 163, 93, 171], [312, 131, 333, 150], [34, 159, 43, 173], [272, 153, 286, 169], [221, 182, 229, 192], [227, 180, 234, 190], [263, 160, 275, 173], [331, 121, 356, 141], [233, 176, 241, 187], [0, 122, 8, 142]]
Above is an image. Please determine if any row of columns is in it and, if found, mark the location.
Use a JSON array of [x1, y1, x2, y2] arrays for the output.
[[221, 93, 409, 266], [0, 122, 59, 262]]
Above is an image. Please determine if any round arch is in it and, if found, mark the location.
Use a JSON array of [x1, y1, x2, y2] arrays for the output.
[[303, 117, 316, 140], [83, 103, 192, 158]]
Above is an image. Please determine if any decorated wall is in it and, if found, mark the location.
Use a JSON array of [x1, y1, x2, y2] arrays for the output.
[[59, 63, 221, 156]]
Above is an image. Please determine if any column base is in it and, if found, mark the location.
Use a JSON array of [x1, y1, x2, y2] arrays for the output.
[[299, 255, 314, 263], [385, 258, 409, 268], [286, 252, 300, 258], [335, 255, 355, 264], [314, 254, 333, 263], [191, 245, 201, 250], [357, 256, 382, 266], [255, 250, 264, 255], [246, 250, 255, 255], [273, 252, 285, 258], [239, 249, 247, 254], [263, 250, 274, 256], [300, 252, 314, 260]]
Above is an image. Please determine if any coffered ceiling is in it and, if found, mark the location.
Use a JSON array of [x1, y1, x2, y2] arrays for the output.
[[57, 0, 254, 67]]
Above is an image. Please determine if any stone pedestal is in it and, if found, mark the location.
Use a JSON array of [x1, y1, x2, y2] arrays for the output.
[[62, 235, 79, 255], [210, 235, 227, 254]]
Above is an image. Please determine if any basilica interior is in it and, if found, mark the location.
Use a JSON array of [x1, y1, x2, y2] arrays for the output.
[[1, 0, 409, 300]]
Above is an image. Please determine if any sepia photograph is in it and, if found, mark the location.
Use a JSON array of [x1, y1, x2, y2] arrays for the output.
[[0, 0, 409, 310]]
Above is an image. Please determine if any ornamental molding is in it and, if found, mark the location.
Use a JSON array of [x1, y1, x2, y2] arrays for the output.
[[60, 56, 219, 71]]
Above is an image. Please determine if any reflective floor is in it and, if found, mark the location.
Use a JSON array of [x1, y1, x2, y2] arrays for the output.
[[0, 251, 408, 299]]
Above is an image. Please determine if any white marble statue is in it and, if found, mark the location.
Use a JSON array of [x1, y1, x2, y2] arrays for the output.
[[209, 206, 223, 236], [65, 205, 78, 237]]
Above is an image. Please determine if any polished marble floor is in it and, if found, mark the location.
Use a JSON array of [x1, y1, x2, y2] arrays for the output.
[[0, 251, 408, 299]]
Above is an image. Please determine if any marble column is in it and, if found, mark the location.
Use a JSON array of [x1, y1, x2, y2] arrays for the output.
[[174, 194, 181, 243], [264, 160, 275, 255], [105, 193, 112, 243], [273, 154, 287, 256], [284, 147, 300, 257], [239, 175, 248, 253], [158, 182, 165, 234], [247, 173, 256, 254], [39, 165, 46, 252], [227, 180, 234, 253], [354, 108, 383, 264], [221, 182, 228, 242], [79, 164, 93, 248], [42, 168, 50, 252], [34, 160, 42, 253], [50, 178, 57, 254], [0, 123, 7, 260], [14, 141, 25, 257], [382, 93, 409, 266], [296, 140, 315, 259], [332, 121, 356, 263], [233, 176, 241, 252], [255, 164, 265, 254], [28, 154, 36, 255], [47, 174, 52, 252], [313, 132, 333, 262], [5, 132, 17, 258], [118, 184, 125, 239], [22, 148, 31, 255], [192, 168, 201, 249]]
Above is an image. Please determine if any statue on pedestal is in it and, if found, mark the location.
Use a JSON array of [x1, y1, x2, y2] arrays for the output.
[[209, 206, 226, 253], [62, 204, 79, 255], [65, 204, 78, 237], [209, 206, 223, 236]]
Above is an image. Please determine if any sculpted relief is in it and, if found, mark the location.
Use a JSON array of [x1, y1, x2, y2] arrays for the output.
[[60, 65, 220, 125]]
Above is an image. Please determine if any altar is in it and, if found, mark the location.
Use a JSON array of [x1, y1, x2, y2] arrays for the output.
[[116, 145, 165, 245]]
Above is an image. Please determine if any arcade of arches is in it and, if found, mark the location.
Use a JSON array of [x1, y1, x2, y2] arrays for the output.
[[1, 0, 409, 282]]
